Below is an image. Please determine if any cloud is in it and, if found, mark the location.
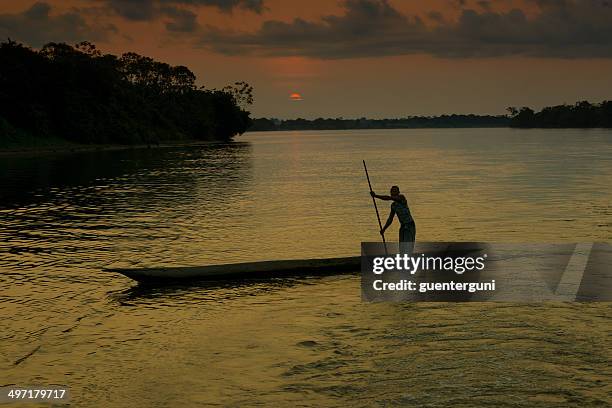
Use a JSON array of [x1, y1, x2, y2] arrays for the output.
[[184, 0, 265, 14], [476, 1, 492, 10], [162, 6, 199, 32], [0, 2, 117, 47], [103, 0, 264, 21], [199, 0, 612, 59], [203, 0, 428, 58], [100, 0, 265, 33], [104, 0, 158, 21]]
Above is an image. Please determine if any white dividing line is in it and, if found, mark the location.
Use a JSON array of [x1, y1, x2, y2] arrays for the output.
[[555, 242, 593, 301]]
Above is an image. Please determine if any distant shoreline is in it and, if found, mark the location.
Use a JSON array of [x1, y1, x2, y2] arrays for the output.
[[248, 115, 509, 132], [248, 125, 512, 132], [248, 101, 612, 131], [246, 125, 612, 132]]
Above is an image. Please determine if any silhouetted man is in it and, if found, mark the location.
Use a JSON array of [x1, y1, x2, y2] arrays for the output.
[[371, 186, 416, 255]]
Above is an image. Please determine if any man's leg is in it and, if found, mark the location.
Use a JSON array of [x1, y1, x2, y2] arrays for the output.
[[399, 225, 415, 255]]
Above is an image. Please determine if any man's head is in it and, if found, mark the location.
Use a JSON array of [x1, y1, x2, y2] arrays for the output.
[[390, 185, 400, 197]]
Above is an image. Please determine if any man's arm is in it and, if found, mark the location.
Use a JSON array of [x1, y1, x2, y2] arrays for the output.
[[381, 208, 395, 234], [371, 191, 405, 203]]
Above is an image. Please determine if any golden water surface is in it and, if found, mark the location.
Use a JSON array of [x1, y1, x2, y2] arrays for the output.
[[1, 128, 611, 406]]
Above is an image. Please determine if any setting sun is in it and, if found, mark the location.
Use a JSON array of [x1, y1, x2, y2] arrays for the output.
[[289, 92, 303, 101]]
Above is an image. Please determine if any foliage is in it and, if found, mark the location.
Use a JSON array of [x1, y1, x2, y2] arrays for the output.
[[0, 40, 253, 145], [222, 81, 254, 110], [507, 101, 612, 128], [249, 115, 510, 131]]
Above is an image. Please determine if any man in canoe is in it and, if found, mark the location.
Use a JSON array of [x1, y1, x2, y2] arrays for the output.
[[371, 186, 416, 255]]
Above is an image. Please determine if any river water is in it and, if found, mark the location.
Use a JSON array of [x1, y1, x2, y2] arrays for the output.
[[1, 129, 611, 406]]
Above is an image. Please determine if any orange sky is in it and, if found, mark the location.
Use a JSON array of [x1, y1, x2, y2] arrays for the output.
[[1, 0, 612, 118]]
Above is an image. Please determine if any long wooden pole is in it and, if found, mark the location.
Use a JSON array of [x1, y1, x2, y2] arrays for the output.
[[363, 160, 388, 255]]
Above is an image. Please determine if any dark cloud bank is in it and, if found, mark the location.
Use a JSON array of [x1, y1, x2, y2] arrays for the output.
[[103, 0, 266, 33], [202, 0, 612, 58], [103, 0, 265, 32], [2, 0, 612, 59], [0, 0, 264, 46]]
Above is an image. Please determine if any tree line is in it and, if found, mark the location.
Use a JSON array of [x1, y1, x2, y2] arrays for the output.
[[250, 101, 612, 132], [507, 101, 612, 128], [249, 115, 510, 131], [0, 40, 253, 146]]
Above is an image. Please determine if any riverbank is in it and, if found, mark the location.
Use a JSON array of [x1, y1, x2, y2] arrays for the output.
[[0, 139, 218, 157]]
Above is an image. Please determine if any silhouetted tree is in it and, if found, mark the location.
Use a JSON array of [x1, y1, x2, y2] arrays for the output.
[[508, 101, 611, 128], [221, 81, 254, 109], [0, 40, 252, 146]]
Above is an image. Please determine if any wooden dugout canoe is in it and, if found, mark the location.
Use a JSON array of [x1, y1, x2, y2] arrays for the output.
[[104, 256, 362, 284], [105, 243, 490, 285]]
